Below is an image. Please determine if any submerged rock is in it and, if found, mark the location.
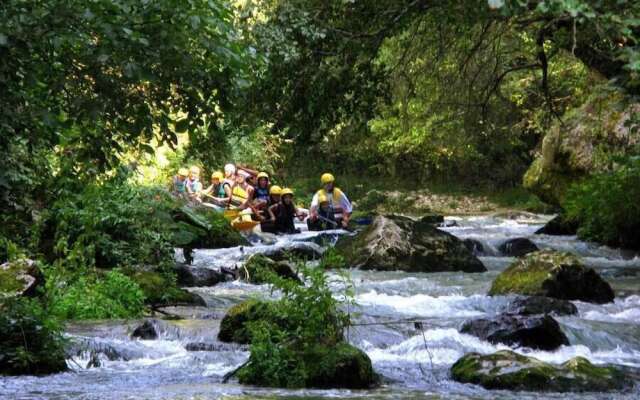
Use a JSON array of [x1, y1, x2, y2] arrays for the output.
[[238, 342, 377, 389], [460, 315, 569, 351], [489, 250, 614, 304], [174, 264, 229, 287], [131, 320, 159, 340], [451, 350, 630, 392], [463, 239, 485, 255], [0, 259, 42, 298], [239, 254, 301, 284], [503, 296, 577, 316], [336, 215, 486, 273], [535, 214, 579, 235], [498, 238, 539, 257]]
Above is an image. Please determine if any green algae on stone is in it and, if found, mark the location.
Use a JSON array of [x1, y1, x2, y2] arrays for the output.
[[217, 299, 277, 344], [489, 250, 614, 304], [239, 254, 301, 284], [451, 350, 630, 392]]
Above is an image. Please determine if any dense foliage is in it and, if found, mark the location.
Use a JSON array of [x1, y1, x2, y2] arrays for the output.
[[238, 265, 355, 387], [0, 297, 67, 375], [564, 156, 640, 249], [47, 269, 145, 320]]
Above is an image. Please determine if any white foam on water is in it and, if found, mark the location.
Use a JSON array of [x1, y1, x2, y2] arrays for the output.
[[579, 295, 640, 324], [356, 291, 506, 318]]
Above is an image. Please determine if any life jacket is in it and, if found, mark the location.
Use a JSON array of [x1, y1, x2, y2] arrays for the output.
[[254, 186, 270, 202], [173, 176, 186, 193], [316, 188, 345, 216], [187, 178, 202, 193], [230, 184, 249, 206], [212, 183, 227, 198]]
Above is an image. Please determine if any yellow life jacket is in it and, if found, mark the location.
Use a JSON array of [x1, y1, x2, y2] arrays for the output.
[[230, 185, 249, 206], [316, 188, 345, 214]]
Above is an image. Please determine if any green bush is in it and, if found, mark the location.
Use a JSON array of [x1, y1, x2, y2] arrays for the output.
[[319, 247, 347, 270], [48, 269, 145, 320], [0, 297, 67, 375], [564, 157, 640, 249]]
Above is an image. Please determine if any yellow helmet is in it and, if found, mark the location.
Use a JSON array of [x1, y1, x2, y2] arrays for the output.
[[189, 166, 200, 174], [269, 185, 282, 195], [321, 173, 335, 184], [317, 193, 329, 203], [281, 188, 294, 196], [257, 172, 269, 180], [211, 171, 224, 181], [178, 168, 189, 177]]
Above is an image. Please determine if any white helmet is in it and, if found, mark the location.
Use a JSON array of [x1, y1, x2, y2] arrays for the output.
[[224, 163, 236, 176]]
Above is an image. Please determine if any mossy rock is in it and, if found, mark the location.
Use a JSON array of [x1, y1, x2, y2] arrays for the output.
[[170, 205, 248, 249], [239, 255, 301, 284], [0, 259, 42, 298], [130, 270, 205, 307], [238, 342, 378, 389], [489, 250, 614, 304], [336, 215, 485, 273], [218, 299, 277, 344], [451, 350, 630, 392]]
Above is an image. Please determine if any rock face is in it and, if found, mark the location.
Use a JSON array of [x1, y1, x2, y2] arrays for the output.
[[523, 94, 640, 206], [489, 250, 614, 304], [0, 259, 42, 297], [451, 350, 630, 392], [239, 255, 301, 284], [131, 320, 159, 340], [336, 215, 486, 273], [502, 296, 578, 316], [498, 238, 539, 257], [174, 264, 229, 287], [535, 215, 579, 235], [460, 315, 569, 351], [503, 296, 577, 316]]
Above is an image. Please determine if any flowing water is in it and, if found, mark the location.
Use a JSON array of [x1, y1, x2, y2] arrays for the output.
[[2, 213, 640, 400]]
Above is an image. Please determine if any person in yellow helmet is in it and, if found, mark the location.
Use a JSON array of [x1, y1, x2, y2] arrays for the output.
[[308, 192, 339, 230], [171, 168, 189, 198], [267, 188, 306, 234], [308, 172, 352, 230], [259, 185, 283, 233], [200, 171, 232, 209], [250, 172, 271, 208]]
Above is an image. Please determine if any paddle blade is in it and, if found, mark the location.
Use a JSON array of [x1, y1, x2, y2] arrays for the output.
[[231, 220, 260, 231], [224, 209, 240, 219]]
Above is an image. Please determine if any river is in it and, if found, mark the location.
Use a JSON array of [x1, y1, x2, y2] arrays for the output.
[[1, 213, 639, 399]]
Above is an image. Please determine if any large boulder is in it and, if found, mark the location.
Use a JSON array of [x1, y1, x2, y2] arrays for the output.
[[498, 238, 539, 257], [489, 250, 614, 304], [523, 93, 640, 206], [0, 259, 42, 298], [239, 255, 301, 284], [218, 300, 278, 344], [460, 315, 569, 351], [238, 342, 377, 389], [503, 296, 577, 316], [451, 350, 630, 392], [336, 215, 486, 273], [535, 214, 579, 235], [174, 264, 229, 287]]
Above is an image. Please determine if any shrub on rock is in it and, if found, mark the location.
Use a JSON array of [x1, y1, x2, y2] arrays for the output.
[[489, 250, 614, 303], [239, 255, 301, 284]]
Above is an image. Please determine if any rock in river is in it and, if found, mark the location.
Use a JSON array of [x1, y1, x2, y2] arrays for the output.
[[131, 320, 159, 340], [239, 254, 301, 284], [451, 350, 630, 392], [489, 250, 614, 304], [535, 214, 578, 235], [460, 315, 569, 351], [497, 238, 538, 257], [336, 215, 486, 273], [174, 264, 230, 287], [503, 295, 577, 316]]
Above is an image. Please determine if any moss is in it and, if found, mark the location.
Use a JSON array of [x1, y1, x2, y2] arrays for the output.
[[238, 342, 377, 389], [239, 255, 301, 284], [129, 270, 204, 307], [0, 259, 38, 297], [451, 350, 629, 392], [218, 299, 276, 344], [170, 206, 248, 249], [0, 265, 26, 294], [489, 250, 579, 296]]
